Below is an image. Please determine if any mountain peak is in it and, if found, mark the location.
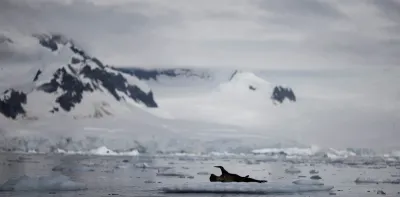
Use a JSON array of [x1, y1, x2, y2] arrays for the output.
[[219, 71, 296, 104], [0, 33, 158, 120], [0, 34, 13, 45], [32, 33, 70, 52]]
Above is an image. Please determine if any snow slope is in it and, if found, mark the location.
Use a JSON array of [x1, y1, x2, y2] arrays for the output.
[[155, 71, 297, 128]]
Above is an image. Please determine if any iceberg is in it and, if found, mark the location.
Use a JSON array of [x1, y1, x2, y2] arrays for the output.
[[55, 146, 140, 156], [0, 175, 87, 191], [161, 182, 333, 194]]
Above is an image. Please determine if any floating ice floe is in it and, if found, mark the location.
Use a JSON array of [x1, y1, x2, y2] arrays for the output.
[[0, 175, 87, 191], [309, 170, 319, 174], [293, 180, 324, 185], [161, 182, 334, 194], [197, 171, 210, 175], [52, 164, 95, 172], [134, 163, 172, 171], [285, 166, 301, 174], [156, 169, 192, 178], [310, 175, 322, 180], [355, 177, 400, 184]]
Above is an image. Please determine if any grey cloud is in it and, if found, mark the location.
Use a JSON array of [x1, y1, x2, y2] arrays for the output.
[[0, 0, 399, 68], [252, 0, 400, 67], [371, 0, 400, 23], [0, 0, 182, 59], [255, 0, 345, 33], [257, 0, 344, 18]]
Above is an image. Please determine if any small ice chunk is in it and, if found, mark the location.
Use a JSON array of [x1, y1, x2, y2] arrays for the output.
[[355, 177, 400, 184], [52, 164, 95, 172], [285, 167, 301, 174], [309, 170, 319, 174], [0, 175, 87, 191], [310, 175, 322, 180], [377, 190, 386, 195], [135, 163, 150, 168], [293, 180, 324, 185], [244, 159, 259, 165], [89, 146, 139, 156], [197, 172, 210, 175], [157, 171, 190, 178], [134, 163, 172, 171], [161, 182, 334, 194]]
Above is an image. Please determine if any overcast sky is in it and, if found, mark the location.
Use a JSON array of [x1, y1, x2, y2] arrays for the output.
[[1, 0, 399, 69]]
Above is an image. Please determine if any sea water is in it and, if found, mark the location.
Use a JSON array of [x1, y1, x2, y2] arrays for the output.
[[0, 153, 399, 197]]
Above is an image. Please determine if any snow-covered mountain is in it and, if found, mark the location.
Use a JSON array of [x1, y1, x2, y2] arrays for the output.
[[0, 32, 309, 156], [118, 68, 297, 104], [224, 70, 296, 104], [0, 33, 157, 120]]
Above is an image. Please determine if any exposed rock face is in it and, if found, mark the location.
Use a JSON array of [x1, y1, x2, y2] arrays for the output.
[[271, 86, 296, 103], [117, 67, 210, 81], [0, 89, 27, 119]]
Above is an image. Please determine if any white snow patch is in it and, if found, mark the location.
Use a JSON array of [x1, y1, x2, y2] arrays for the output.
[[89, 146, 138, 156], [155, 71, 299, 128], [120, 72, 151, 94], [326, 148, 357, 159]]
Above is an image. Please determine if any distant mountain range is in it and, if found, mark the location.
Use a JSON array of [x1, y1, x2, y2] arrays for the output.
[[0, 33, 296, 120]]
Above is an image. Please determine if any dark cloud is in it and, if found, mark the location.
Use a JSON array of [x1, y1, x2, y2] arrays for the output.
[[257, 0, 344, 18], [371, 0, 400, 23]]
